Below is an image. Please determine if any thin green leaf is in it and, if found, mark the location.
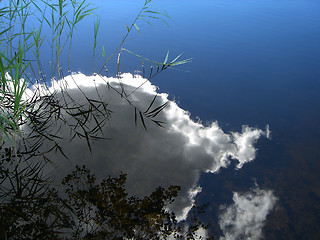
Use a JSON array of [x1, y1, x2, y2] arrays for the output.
[[170, 53, 183, 64], [134, 23, 140, 35], [102, 45, 106, 59], [137, 17, 153, 26], [163, 51, 169, 65]]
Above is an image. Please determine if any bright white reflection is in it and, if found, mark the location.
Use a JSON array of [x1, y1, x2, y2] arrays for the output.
[[24, 73, 272, 225], [219, 185, 277, 240]]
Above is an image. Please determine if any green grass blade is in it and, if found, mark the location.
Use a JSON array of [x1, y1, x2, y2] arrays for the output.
[[134, 23, 140, 35], [163, 51, 169, 65]]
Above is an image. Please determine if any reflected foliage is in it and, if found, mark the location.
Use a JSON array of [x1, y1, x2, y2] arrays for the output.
[[0, 162, 213, 239], [0, 144, 71, 239], [63, 165, 213, 240]]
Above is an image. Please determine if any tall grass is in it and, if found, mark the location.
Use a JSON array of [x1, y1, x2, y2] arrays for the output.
[[0, 0, 97, 143], [0, 0, 190, 143]]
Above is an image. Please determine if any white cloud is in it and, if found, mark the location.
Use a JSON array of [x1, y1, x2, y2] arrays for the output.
[[219, 185, 278, 240], [23, 73, 270, 221]]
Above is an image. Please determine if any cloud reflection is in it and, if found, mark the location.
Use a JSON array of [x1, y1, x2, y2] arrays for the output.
[[219, 185, 277, 240], [25, 73, 271, 223]]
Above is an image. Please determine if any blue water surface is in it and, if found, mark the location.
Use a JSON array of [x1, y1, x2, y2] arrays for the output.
[[15, 0, 320, 238], [71, 1, 320, 239]]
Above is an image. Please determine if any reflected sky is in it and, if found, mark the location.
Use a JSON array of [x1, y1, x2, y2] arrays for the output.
[[3, 0, 320, 238], [23, 72, 275, 239]]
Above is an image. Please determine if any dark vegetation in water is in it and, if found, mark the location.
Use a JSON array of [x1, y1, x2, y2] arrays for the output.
[[0, 162, 212, 239]]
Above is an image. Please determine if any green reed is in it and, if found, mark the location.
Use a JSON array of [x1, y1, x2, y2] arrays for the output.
[[0, 0, 96, 143], [0, 0, 190, 143]]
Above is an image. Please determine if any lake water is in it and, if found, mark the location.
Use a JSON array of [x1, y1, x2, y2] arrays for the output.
[[79, 1, 319, 238], [7, 0, 320, 239]]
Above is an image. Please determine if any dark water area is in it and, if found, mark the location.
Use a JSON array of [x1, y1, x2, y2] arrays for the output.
[[17, 0, 320, 238], [156, 1, 320, 239], [67, 0, 320, 239], [123, 1, 320, 239]]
